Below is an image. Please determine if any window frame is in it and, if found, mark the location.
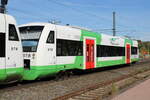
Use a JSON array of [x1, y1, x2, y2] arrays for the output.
[[0, 33, 6, 57], [97, 45, 125, 57], [56, 39, 83, 56], [46, 31, 55, 44], [22, 39, 39, 52], [131, 47, 138, 55], [9, 24, 19, 41]]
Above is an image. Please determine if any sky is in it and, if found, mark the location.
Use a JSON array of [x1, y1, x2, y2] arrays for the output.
[[3, 0, 150, 41]]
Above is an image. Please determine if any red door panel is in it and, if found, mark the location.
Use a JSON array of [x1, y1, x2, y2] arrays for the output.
[[86, 39, 95, 69], [86, 43, 90, 69], [126, 44, 131, 64]]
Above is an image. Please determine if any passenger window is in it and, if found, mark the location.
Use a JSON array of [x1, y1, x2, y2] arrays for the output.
[[46, 31, 54, 43], [9, 24, 19, 41], [0, 33, 5, 57], [97, 45, 125, 57], [56, 39, 83, 56]]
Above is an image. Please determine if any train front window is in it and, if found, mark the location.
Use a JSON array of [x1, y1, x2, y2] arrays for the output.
[[22, 39, 38, 52], [19, 26, 44, 39], [19, 26, 44, 52]]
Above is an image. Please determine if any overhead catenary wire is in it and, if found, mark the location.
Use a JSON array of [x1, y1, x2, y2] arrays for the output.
[[8, 7, 50, 21], [47, 0, 141, 36], [7, 0, 143, 39], [47, 0, 113, 23]]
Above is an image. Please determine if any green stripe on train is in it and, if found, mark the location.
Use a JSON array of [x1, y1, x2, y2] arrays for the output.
[[0, 67, 23, 83]]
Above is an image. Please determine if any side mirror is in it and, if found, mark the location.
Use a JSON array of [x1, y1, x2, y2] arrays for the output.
[[1, 0, 8, 5]]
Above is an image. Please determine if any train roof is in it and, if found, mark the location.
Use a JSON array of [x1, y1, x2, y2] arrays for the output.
[[19, 22, 88, 29], [19, 22, 137, 42], [0, 13, 17, 24], [19, 22, 50, 27]]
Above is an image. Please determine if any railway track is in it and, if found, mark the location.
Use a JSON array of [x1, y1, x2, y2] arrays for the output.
[[53, 59, 150, 100], [0, 59, 150, 100], [53, 71, 150, 100]]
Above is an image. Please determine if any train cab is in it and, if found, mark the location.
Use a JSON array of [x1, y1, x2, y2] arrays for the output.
[[0, 13, 23, 84], [19, 23, 57, 80], [19, 23, 83, 80]]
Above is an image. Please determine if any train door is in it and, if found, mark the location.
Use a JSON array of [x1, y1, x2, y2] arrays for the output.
[[0, 15, 6, 78], [85, 39, 95, 69], [126, 44, 131, 64]]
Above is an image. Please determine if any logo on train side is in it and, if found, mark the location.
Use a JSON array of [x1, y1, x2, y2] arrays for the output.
[[110, 38, 119, 45]]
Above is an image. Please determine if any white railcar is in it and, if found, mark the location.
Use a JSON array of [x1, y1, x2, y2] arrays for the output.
[[19, 22, 139, 80], [0, 13, 23, 83]]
